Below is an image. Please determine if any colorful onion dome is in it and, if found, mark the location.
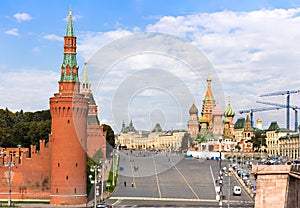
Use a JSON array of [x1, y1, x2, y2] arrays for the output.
[[224, 117, 230, 123], [224, 101, 235, 117], [199, 116, 209, 123]]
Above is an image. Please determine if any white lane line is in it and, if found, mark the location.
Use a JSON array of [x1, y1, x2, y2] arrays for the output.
[[109, 196, 254, 204], [210, 165, 216, 190], [170, 159, 200, 200], [152, 155, 162, 198]]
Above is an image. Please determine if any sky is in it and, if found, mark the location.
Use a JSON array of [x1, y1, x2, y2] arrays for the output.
[[1, 0, 300, 133]]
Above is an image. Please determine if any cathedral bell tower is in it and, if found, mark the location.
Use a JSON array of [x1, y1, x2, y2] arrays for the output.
[[49, 9, 88, 205]]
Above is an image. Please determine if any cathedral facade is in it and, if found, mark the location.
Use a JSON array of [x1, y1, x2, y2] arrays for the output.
[[187, 77, 252, 152]]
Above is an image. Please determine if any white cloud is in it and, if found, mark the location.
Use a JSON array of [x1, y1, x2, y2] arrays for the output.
[[142, 8, 300, 130], [77, 29, 133, 61], [5, 28, 20, 36], [64, 14, 83, 22], [5, 8, 300, 132], [0, 69, 59, 112], [43, 34, 63, 41], [13, 13, 32, 22]]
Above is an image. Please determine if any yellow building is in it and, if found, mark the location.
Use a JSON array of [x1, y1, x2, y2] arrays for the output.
[[117, 131, 185, 151], [265, 121, 296, 157], [278, 133, 300, 160]]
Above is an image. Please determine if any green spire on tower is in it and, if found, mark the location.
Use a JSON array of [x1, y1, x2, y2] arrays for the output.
[[66, 8, 74, 36], [60, 8, 78, 83]]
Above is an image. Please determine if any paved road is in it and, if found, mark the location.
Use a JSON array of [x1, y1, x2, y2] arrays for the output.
[[107, 150, 254, 207]]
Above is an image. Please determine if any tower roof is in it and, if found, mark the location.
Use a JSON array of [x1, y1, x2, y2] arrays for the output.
[[204, 77, 214, 101], [66, 8, 74, 37], [60, 9, 78, 83], [82, 62, 89, 84], [189, 103, 198, 114]]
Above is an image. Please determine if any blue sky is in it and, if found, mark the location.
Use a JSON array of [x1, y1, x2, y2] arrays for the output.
[[1, 0, 300, 132]]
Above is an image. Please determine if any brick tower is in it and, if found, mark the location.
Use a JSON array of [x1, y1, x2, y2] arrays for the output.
[[49, 9, 88, 205], [81, 62, 107, 159]]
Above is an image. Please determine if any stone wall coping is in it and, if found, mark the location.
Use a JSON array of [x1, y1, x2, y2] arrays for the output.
[[251, 165, 291, 175]]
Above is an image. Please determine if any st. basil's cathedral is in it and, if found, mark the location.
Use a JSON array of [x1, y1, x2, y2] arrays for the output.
[[187, 77, 253, 152]]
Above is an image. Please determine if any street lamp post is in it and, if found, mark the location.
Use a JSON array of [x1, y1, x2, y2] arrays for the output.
[[218, 137, 223, 208], [99, 160, 107, 203], [3, 152, 14, 207], [111, 151, 115, 186], [223, 166, 233, 208], [89, 165, 101, 208]]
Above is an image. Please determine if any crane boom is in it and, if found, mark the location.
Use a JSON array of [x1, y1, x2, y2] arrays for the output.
[[260, 90, 300, 130], [260, 90, 300, 97], [239, 106, 282, 127], [256, 100, 300, 131]]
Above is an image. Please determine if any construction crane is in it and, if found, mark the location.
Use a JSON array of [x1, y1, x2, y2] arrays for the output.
[[239, 106, 282, 128], [260, 90, 300, 130], [256, 100, 300, 132]]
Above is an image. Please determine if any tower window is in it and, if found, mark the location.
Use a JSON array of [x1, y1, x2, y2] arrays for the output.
[[66, 176, 68, 180], [74, 188, 77, 193], [56, 188, 58, 193], [58, 163, 60, 167], [67, 120, 70, 124], [75, 163, 78, 167]]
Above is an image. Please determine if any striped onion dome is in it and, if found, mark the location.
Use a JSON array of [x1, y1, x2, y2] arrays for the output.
[[224, 101, 235, 117]]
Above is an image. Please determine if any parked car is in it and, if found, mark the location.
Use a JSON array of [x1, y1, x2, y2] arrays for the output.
[[96, 204, 113, 208], [233, 185, 242, 196]]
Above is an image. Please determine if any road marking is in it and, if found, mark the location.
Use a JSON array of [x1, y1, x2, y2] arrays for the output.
[[210, 165, 217, 191], [152, 155, 162, 198], [170, 159, 200, 200], [109, 196, 254, 204]]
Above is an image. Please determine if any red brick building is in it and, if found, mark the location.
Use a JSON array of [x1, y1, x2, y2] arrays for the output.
[[0, 9, 106, 205]]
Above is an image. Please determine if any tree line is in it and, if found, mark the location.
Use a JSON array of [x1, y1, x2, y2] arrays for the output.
[[0, 108, 51, 148], [0, 108, 116, 153]]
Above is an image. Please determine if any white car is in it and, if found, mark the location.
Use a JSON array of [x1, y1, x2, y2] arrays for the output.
[[233, 185, 242, 196]]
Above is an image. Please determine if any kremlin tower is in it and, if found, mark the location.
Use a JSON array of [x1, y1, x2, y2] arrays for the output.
[[81, 63, 107, 159], [49, 9, 88, 205], [187, 103, 199, 138]]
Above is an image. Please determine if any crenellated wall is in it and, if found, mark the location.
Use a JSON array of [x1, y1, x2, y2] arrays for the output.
[[0, 140, 51, 200]]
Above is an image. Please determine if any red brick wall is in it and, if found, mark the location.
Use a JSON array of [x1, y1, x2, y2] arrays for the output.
[[87, 125, 107, 159], [0, 140, 51, 200]]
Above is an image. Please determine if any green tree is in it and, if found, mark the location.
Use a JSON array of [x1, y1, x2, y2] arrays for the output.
[[101, 124, 115, 158], [252, 129, 267, 151], [86, 157, 97, 194]]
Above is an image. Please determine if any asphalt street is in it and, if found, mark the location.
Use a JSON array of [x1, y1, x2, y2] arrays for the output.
[[107, 150, 254, 207]]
